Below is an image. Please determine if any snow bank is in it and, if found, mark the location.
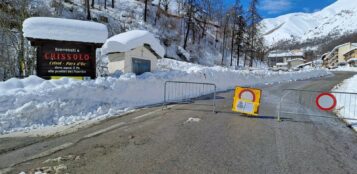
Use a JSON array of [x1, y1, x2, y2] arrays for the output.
[[101, 30, 165, 57], [0, 59, 331, 134], [23, 17, 108, 44], [334, 75, 357, 131], [332, 66, 357, 72]]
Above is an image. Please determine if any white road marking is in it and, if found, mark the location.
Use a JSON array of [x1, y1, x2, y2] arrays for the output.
[[83, 122, 126, 139], [134, 110, 161, 120], [7, 142, 75, 169], [28, 142, 74, 161], [1, 106, 175, 173], [133, 105, 177, 120]]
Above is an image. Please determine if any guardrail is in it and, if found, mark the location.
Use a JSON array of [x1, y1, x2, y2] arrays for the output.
[[278, 89, 357, 122], [163, 81, 217, 113]]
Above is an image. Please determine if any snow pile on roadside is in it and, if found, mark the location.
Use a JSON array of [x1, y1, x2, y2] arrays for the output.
[[333, 75, 357, 131], [331, 66, 357, 72], [0, 59, 331, 134]]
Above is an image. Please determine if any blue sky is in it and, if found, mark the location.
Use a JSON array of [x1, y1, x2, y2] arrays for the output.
[[225, 0, 336, 18]]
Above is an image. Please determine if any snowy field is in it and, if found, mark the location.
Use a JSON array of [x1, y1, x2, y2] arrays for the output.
[[334, 74, 357, 131], [0, 59, 331, 135]]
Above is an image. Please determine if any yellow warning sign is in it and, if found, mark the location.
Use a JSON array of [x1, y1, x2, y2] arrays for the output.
[[232, 86, 262, 116]]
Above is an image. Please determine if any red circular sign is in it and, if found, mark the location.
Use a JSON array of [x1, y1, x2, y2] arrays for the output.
[[239, 89, 256, 102], [315, 93, 337, 111]]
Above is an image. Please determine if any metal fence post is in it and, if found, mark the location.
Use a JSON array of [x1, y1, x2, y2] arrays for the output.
[[162, 81, 167, 110], [213, 84, 217, 113]]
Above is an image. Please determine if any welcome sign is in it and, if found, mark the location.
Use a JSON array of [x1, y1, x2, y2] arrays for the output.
[[37, 43, 96, 80]]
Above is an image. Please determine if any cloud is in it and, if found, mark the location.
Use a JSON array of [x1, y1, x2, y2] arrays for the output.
[[260, 0, 293, 14]]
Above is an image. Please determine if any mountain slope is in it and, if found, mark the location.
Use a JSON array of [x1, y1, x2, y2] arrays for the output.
[[262, 0, 357, 46]]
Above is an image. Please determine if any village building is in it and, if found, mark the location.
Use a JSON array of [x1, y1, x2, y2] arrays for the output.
[[343, 47, 357, 67], [267, 50, 305, 68], [287, 58, 305, 69], [323, 42, 357, 68], [101, 30, 165, 75], [23, 17, 108, 80]]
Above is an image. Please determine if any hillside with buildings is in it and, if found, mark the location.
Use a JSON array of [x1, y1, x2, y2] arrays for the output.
[[262, 0, 357, 71]]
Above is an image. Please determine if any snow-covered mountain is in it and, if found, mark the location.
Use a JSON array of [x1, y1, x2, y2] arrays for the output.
[[261, 0, 357, 46]]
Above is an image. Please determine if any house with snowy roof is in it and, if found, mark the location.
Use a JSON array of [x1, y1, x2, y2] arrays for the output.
[[101, 30, 165, 75], [267, 50, 305, 68], [23, 17, 108, 80]]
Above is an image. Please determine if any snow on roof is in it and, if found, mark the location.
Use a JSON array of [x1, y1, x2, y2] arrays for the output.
[[268, 50, 304, 58], [344, 47, 357, 56], [23, 17, 108, 44], [287, 58, 304, 62], [101, 30, 165, 58], [276, 62, 288, 66], [347, 58, 357, 63]]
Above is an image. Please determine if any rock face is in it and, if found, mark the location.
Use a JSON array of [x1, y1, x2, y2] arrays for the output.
[[261, 0, 357, 46]]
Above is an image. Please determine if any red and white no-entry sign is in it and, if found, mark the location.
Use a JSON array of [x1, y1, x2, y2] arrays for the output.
[[316, 93, 337, 111], [239, 89, 256, 102]]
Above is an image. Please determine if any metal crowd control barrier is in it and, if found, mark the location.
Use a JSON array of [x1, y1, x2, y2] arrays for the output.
[[278, 89, 357, 122], [163, 81, 217, 113]]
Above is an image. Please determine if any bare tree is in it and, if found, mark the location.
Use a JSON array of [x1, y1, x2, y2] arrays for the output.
[[154, 0, 162, 25], [183, 0, 197, 49], [162, 0, 170, 12], [86, 0, 91, 19], [221, 14, 230, 65], [144, 0, 149, 22], [199, 0, 214, 42], [112, 0, 115, 8], [91, 0, 95, 8]]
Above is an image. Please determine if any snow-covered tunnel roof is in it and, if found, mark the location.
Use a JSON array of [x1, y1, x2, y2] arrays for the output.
[[23, 17, 108, 44], [101, 30, 165, 58]]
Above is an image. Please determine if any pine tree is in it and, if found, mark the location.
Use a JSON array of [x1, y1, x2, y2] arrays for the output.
[[247, 0, 262, 67], [235, 15, 246, 67], [229, 1, 244, 67]]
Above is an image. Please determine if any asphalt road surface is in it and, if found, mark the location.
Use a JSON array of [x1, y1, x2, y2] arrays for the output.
[[1, 72, 357, 174]]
